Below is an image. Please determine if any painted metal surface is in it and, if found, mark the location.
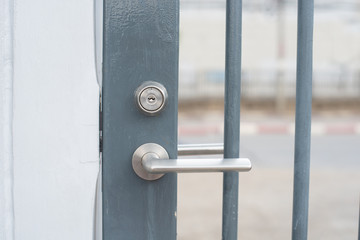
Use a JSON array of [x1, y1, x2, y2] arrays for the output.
[[292, 1, 314, 240], [102, 0, 179, 239], [222, 0, 243, 239]]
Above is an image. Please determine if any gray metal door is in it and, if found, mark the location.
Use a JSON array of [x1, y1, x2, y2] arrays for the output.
[[102, 0, 314, 240]]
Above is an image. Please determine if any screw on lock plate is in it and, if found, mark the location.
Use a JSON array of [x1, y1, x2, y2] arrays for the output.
[[134, 81, 168, 116]]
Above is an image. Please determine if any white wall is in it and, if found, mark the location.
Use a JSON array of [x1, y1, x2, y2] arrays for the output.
[[1, 0, 100, 239], [0, 0, 15, 239]]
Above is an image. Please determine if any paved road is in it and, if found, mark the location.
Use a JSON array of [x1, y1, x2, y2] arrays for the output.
[[177, 134, 360, 239]]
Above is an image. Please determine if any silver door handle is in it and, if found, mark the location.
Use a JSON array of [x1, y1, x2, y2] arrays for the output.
[[132, 143, 251, 180], [178, 143, 223, 156]]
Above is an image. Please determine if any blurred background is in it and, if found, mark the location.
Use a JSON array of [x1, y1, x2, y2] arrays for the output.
[[176, 0, 360, 239]]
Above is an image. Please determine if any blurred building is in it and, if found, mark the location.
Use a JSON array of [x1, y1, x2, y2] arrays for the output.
[[179, 0, 360, 109]]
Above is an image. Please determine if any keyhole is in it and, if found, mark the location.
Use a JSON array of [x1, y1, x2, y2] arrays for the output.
[[147, 95, 156, 104]]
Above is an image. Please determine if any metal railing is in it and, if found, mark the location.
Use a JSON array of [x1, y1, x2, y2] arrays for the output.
[[221, 0, 314, 239]]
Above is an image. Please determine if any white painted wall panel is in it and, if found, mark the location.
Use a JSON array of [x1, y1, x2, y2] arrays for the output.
[[13, 0, 99, 239], [0, 0, 15, 239]]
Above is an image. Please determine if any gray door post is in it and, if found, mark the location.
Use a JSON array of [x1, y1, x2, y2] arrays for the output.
[[102, 1, 179, 239]]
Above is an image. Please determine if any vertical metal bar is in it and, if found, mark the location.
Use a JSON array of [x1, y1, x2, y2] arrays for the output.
[[222, 0, 242, 239], [292, 0, 314, 239]]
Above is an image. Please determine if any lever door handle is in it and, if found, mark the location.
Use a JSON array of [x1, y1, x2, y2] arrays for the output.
[[132, 143, 251, 180]]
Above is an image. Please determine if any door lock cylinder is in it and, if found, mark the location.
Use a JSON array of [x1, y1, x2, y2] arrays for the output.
[[134, 81, 168, 116]]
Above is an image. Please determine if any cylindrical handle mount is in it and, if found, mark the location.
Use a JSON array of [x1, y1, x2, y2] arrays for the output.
[[178, 143, 223, 156], [132, 143, 251, 181]]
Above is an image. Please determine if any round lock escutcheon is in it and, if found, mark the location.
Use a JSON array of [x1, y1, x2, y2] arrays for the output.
[[134, 81, 168, 116]]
